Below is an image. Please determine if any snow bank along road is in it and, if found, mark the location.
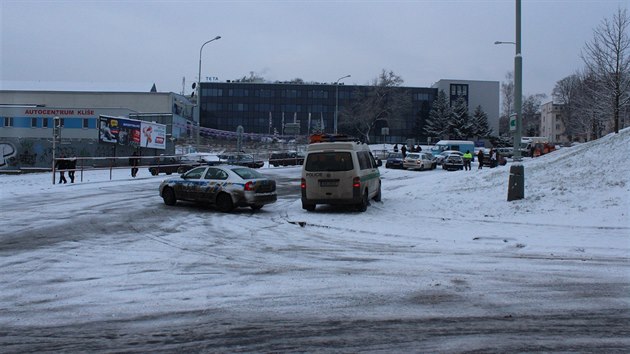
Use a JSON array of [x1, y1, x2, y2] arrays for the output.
[[0, 166, 628, 352]]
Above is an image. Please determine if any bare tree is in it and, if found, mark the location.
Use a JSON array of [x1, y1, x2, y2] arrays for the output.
[[339, 69, 411, 142], [500, 71, 514, 135], [581, 7, 630, 134], [552, 74, 580, 137], [522, 93, 547, 136]]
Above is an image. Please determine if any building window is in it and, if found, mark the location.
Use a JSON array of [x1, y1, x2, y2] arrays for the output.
[[83, 118, 89, 129], [4, 117, 13, 127], [450, 84, 468, 96], [43, 118, 49, 128], [282, 90, 300, 98], [255, 89, 274, 98], [414, 93, 430, 101], [31, 118, 38, 127], [309, 90, 328, 99], [228, 89, 249, 97], [202, 88, 223, 96]]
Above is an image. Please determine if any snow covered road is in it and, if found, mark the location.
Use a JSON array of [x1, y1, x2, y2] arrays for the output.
[[1, 131, 629, 352]]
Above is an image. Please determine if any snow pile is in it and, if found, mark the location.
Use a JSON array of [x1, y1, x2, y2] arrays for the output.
[[369, 128, 629, 229]]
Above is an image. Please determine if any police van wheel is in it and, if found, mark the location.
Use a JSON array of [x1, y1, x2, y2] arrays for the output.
[[303, 202, 316, 212], [374, 184, 382, 202], [357, 191, 369, 212]]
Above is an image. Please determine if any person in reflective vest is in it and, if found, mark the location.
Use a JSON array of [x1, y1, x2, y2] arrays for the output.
[[462, 151, 473, 171]]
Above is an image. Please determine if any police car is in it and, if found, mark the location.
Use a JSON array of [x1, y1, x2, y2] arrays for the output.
[[159, 165, 277, 212]]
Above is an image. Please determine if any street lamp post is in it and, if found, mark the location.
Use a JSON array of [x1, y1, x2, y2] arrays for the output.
[[196, 35, 221, 148], [496, 0, 523, 201], [334, 74, 351, 134]]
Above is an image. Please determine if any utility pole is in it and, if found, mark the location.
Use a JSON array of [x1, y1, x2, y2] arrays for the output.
[[508, 0, 524, 201]]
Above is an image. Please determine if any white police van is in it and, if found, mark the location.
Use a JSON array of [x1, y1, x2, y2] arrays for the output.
[[300, 135, 381, 212]]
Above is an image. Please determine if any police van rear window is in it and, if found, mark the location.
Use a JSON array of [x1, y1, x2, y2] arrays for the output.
[[305, 152, 353, 172]]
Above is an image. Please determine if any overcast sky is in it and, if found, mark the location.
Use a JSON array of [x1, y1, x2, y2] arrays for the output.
[[1, 0, 627, 99]]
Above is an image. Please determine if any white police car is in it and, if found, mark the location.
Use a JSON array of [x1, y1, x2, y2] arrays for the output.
[[159, 165, 277, 212]]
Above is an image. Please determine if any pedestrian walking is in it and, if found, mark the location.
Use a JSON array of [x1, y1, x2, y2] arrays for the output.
[[477, 149, 484, 169], [490, 148, 497, 168], [68, 156, 77, 183], [401, 144, 407, 158], [56, 155, 67, 184], [129, 151, 140, 178], [393, 144, 399, 153]]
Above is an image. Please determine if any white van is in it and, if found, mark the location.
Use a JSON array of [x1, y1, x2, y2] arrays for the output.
[[301, 140, 381, 212], [430, 140, 476, 160]]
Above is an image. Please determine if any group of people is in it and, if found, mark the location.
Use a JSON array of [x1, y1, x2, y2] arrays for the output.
[[393, 144, 422, 158], [55, 155, 77, 184]]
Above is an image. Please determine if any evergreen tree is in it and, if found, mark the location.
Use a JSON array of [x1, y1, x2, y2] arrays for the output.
[[450, 96, 473, 139], [471, 105, 492, 138], [424, 90, 452, 139]]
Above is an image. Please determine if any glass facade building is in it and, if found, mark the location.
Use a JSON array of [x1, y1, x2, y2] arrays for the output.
[[199, 81, 437, 142]]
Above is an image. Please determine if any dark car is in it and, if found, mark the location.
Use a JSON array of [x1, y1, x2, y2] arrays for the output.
[[148, 156, 197, 176], [442, 154, 464, 171], [219, 153, 265, 169], [269, 151, 305, 167], [385, 152, 404, 169], [159, 165, 277, 212]]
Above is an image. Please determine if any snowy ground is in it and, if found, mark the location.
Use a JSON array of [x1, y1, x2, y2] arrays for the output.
[[1, 129, 629, 352]]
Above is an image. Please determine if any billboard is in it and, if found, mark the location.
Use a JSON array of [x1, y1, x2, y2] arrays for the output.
[[141, 121, 166, 149], [99, 115, 165, 150]]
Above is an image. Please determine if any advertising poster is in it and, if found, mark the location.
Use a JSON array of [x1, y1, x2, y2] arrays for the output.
[[99, 115, 141, 147], [98, 116, 165, 150], [141, 121, 166, 150]]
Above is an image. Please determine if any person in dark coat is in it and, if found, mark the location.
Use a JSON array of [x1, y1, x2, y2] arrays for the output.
[[68, 157, 77, 183], [401, 144, 407, 158], [477, 149, 484, 169], [129, 151, 140, 178], [56, 155, 67, 184], [393, 144, 399, 153]]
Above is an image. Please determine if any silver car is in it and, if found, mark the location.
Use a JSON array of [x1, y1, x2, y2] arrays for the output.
[[403, 152, 436, 171], [159, 165, 277, 212]]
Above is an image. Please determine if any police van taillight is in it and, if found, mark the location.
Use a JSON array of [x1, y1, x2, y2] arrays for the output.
[[352, 177, 361, 188], [300, 178, 306, 189]]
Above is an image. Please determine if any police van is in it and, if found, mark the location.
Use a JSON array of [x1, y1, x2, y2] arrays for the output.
[[301, 135, 381, 212]]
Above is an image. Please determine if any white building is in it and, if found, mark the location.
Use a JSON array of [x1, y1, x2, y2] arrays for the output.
[[0, 90, 195, 170], [540, 101, 569, 144]]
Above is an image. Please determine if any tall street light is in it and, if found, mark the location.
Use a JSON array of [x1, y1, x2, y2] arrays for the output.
[[334, 74, 351, 134], [496, 0, 523, 201], [196, 35, 221, 148]]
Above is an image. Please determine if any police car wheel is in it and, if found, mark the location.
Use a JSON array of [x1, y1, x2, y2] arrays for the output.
[[216, 193, 234, 213], [162, 187, 176, 206]]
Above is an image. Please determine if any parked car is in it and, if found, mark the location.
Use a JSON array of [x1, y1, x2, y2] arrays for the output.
[[497, 147, 514, 158], [159, 165, 277, 212], [148, 157, 182, 176], [403, 152, 436, 171], [269, 151, 305, 167], [385, 152, 404, 169], [442, 154, 464, 171], [435, 150, 463, 165], [219, 153, 265, 168]]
